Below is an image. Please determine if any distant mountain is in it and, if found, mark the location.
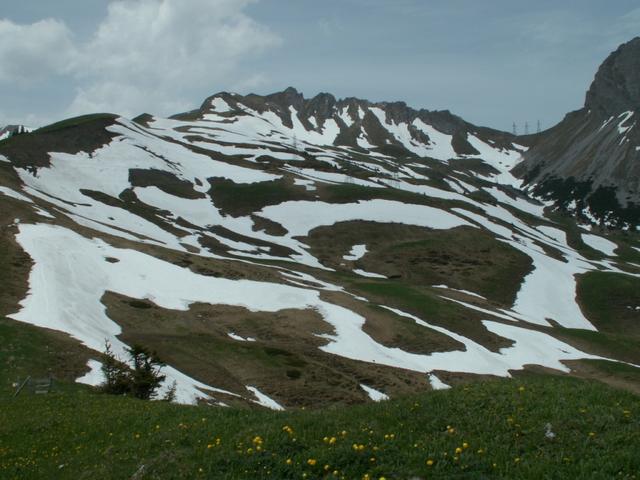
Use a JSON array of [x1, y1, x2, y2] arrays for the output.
[[1, 52, 639, 409], [0, 124, 32, 141], [170, 86, 526, 168], [514, 37, 640, 228]]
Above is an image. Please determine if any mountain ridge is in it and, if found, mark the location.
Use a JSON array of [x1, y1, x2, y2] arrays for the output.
[[0, 39, 639, 410], [515, 37, 640, 228]]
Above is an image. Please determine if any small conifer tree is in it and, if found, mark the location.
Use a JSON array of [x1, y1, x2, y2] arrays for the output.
[[100, 342, 167, 400]]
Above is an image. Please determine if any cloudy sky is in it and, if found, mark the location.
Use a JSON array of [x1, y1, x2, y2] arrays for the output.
[[1, 0, 638, 131]]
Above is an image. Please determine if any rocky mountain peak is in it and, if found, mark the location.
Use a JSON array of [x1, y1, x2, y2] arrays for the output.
[[585, 36, 640, 116]]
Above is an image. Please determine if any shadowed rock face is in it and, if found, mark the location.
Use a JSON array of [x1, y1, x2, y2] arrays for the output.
[[586, 37, 640, 116], [186, 86, 518, 155], [514, 37, 640, 228]]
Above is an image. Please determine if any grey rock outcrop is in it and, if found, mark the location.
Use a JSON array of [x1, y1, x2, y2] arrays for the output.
[[514, 37, 640, 228]]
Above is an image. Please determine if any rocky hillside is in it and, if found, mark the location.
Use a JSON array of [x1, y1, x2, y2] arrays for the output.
[[0, 124, 31, 141], [515, 37, 640, 228], [1, 83, 639, 410]]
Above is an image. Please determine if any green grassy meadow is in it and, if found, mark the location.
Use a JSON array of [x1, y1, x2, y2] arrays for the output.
[[1, 375, 638, 479]]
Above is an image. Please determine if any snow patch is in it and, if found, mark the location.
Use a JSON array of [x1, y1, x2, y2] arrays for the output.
[[428, 374, 451, 390], [412, 119, 457, 161], [581, 233, 617, 256], [247, 386, 285, 411], [293, 177, 317, 191], [209, 97, 233, 113], [0, 186, 33, 203], [257, 199, 473, 239], [228, 332, 256, 342], [360, 384, 389, 401], [76, 359, 105, 386], [353, 269, 386, 279], [432, 285, 485, 300], [617, 111, 634, 134], [344, 244, 367, 261]]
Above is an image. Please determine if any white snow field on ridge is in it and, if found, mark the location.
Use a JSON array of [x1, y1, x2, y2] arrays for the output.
[[2, 88, 638, 408], [146, 93, 527, 182], [6, 114, 633, 337], [9, 223, 606, 405]]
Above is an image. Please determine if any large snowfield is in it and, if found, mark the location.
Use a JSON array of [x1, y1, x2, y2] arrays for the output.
[[2, 102, 638, 407]]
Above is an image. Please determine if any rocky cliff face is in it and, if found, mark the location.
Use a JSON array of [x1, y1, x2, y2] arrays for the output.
[[174, 86, 521, 161], [515, 37, 640, 228]]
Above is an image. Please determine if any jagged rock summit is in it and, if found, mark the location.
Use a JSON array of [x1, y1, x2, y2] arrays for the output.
[[515, 37, 640, 227], [172, 86, 522, 162], [586, 37, 640, 116]]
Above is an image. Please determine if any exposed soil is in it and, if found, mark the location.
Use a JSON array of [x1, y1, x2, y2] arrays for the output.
[[104, 292, 431, 409]]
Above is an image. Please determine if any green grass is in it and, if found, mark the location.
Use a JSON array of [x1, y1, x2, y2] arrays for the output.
[[584, 360, 640, 382], [34, 114, 118, 134], [576, 271, 640, 335], [322, 184, 472, 212], [0, 376, 638, 479], [379, 227, 532, 305], [355, 281, 455, 320], [554, 328, 640, 364], [208, 178, 309, 216]]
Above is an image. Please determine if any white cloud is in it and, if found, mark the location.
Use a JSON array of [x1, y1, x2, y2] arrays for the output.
[[0, 18, 76, 84], [0, 0, 280, 120], [67, 0, 281, 117]]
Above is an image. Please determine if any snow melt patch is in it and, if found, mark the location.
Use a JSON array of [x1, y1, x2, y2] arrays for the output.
[[209, 97, 233, 113], [485, 187, 545, 217], [452, 207, 596, 330], [360, 384, 389, 401], [380, 307, 602, 376], [228, 332, 256, 342], [247, 386, 285, 411], [293, 177, 317, 191], [432, 285, 485, 300], [344, 244, 367, 261], [537, 226, 567, 246], [11, 223, 610, 394], [257, 199, 473, 238], [428, 374, 451, 390], [617, 111, 634, 134], [0, 154, 9, 163], [76, 359, 105, 386], [369, 108, 431, 157], [0, 186, 33, 203], [581, 233, 617, 256], [353, 269, 386, 279], [412, 119, 457, 161]]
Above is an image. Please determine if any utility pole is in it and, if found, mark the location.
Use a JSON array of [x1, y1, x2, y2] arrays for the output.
[[536, 120, 541, 134], [512, 122, 517, 135], [524, 121, 529, 135]]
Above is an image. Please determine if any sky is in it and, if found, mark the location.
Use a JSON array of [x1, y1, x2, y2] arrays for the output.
[[0, 0, 639, 132]]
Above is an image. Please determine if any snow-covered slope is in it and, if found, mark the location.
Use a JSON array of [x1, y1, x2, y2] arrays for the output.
[[0, 88, 638, 409]]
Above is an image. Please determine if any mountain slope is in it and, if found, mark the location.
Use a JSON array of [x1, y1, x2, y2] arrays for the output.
[[1, 86, 639, 409], [514, 37, 640, 228]]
